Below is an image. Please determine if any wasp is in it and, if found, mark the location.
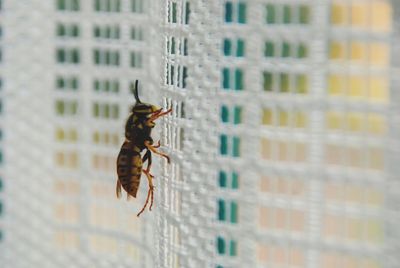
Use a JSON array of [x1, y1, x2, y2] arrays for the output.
[[116, 80, 172, 217]]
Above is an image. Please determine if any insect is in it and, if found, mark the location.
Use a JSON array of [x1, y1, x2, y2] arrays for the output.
[[116, 80, 172, 217]]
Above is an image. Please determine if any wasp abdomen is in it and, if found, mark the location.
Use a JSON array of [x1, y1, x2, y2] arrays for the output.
[[117, 141, 143, 198]]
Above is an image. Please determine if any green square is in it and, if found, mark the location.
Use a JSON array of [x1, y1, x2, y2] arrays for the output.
[[231, 172, 239, 189], [238, 2, 246, 24], [230, 202, 238, 223], [57, 0, 66, 10], [114, 27, 120, 39], [229, 240, 237, 256], [283, 5, 292, 24], [112, 105, 119, 119], [225, 2, 233, 22], [264, 41, 274, 57], [106, 0, 111, 11], [233, 106, 241, 124], [94, 80, 100, 91], [57, 49, 65, 63], [171, 38, 176, 54], [72, 25, 79, 37], [223, 39, 232, 56], [57, 77, 65, 89], [103, 104, 110, 118], [114, 52, 120, 66], [217, 237, 226, 255], [72, 0, 79, 11], [71, 49, 80, 63], [57, 24, 65, 36], [280, 73, 290, 92], [94, 50, 100, 64], [234, 69, 243, 90], [222, 68, 230, 89], [116, 0, 121, 12], [183, 38, 188, 55], [71, 77, 78, 89], [236, 39, 244, 57], [105, 27, 111, 39], [104, 80, 110, 92], [113, 81, 119, 92], [219, 171, 227, 188], [185, 2, 190, 24], [299, 5, 310, 24], [94, 26, 100, 37], [282, 42, 291, 57], [298, 43, 308, 58], [95, 0, 100, 11], [218, 199, 226, 221], [296, 74, 308, 93], [182, 66, 187, 88], [56, 101, 65, 115], [172, 2, 177, 23], [266, 4, 275, 24], [221, 105, 229, 123], [263, 72, 273, 91], [93, 103, 99, 117], [105, 51, 110, 65], [220, 135, 228, 155], [232, 137, 240, 157], [71, 102, 78, 115]]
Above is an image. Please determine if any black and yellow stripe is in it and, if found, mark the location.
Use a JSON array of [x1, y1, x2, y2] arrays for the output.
[[116, 141, 143, 198]]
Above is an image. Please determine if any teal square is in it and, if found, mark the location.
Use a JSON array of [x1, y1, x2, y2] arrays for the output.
[[238, 2, 246, 23], [225, 2, 233, 22]]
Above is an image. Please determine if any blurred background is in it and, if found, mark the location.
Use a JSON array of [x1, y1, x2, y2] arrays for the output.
[[0, 0, 399, 268]]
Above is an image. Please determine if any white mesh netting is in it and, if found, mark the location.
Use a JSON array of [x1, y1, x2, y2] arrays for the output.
[[0, 0, 399, 268]]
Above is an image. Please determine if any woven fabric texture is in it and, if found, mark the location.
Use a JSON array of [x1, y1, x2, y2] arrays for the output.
[[0, 0, 399, 268]]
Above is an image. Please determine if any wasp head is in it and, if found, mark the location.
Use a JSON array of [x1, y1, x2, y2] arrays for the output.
[[130, 80, 162, 117]]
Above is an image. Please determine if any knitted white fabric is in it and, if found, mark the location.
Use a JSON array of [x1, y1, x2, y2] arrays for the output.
[[0, 0, 399, 268]]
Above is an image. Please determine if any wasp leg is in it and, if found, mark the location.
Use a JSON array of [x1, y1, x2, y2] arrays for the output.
[[153, 140, 161, 148], [144, 141, 170, 163], [116, 179, 122, 199], [142, 149, 154, 176], [136, 169, 154, 217]]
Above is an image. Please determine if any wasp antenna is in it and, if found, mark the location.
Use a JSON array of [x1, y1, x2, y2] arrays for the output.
[[131, 80, 142, 103]]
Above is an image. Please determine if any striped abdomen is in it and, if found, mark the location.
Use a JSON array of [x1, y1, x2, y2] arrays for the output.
[[116, 141, 143, 198]]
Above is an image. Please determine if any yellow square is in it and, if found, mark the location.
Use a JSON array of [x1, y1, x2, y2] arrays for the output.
[[348, 75, 366, 97], [278, 109, 288, 126], [369, 42, 389, 67], [330, 41, 346, 60], [350, 41, 367, 63], [346, 112, 363, 132], [367, 114, 386, 135], [328, 74, 344, 95], [296, 75, 308, 94], [371, 1, 392, 32], [331, 2, 348, 25], [351, 3, 369, 28], [294, 111, 307, 128], [369, 76, 388, 101], [262, 108, 273, 125], [261, 138, 272, 159], [326, 111, 342, 130]]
